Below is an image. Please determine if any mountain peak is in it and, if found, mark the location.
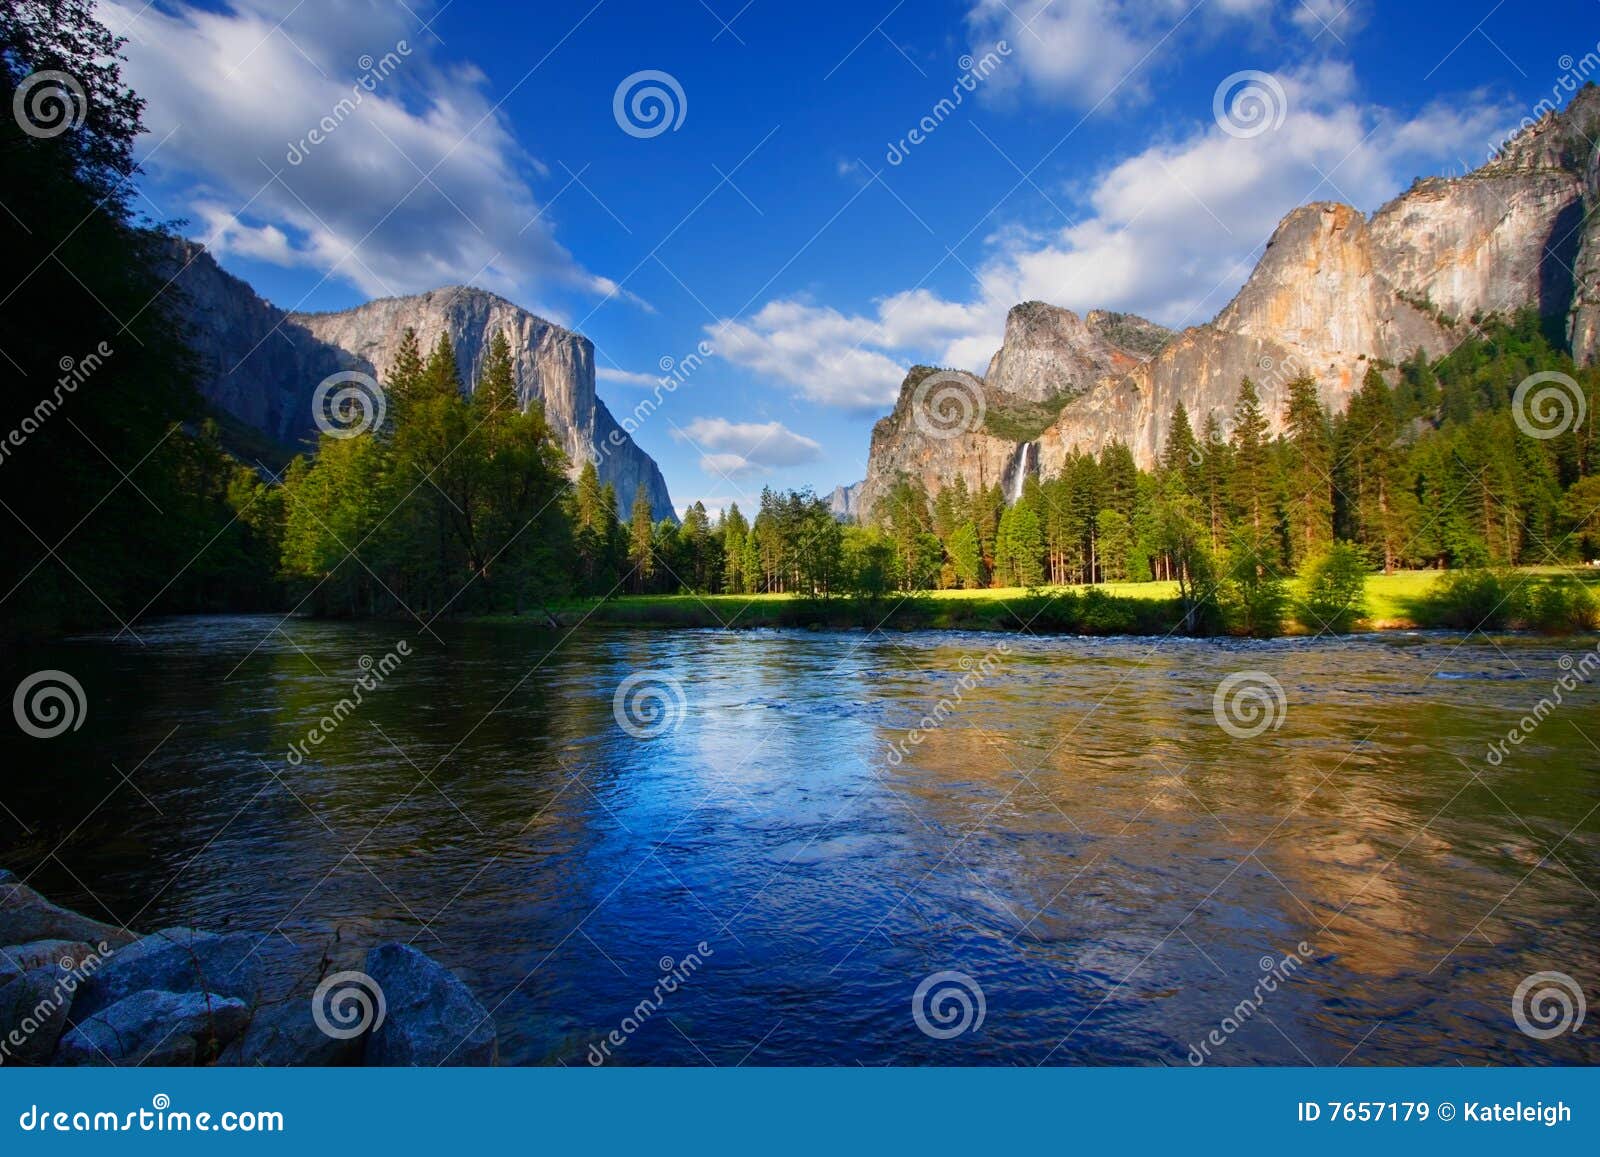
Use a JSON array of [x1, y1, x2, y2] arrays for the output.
[[156, 235, 675, 522]]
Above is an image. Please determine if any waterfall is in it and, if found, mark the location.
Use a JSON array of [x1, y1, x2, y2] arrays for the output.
[[1007, 441, 1035, 504]]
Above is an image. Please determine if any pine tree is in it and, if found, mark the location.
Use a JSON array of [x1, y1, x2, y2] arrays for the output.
[[474, 330, 519, 430], [423, 332, 462, 400], [1341, 368, 1402, 572], [1198, 412, 1233, 553], [628, 484, 655, 591], [1009, 502, 1045, 588], [1283, 375, 1334, 569], [387, 327, 425, 410], [681, 501, 712, 591], [1229, 377, 1270, 537], [1162, 402, 1202, 497], [721, 502, 749, 593]]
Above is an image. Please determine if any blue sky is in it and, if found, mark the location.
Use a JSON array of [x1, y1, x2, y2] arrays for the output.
[[103, 0, 1595, 516]]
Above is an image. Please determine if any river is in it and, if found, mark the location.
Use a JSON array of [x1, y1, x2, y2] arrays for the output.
[[2, 616, 1596, 1065]]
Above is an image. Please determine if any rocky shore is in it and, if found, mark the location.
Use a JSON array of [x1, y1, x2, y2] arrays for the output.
[[0, 869, 497, 1066]]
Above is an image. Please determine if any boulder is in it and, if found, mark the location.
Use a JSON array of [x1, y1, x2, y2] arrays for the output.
[[217, 997, 364, 1067], [0, 870, 134, 950], [362, 943, 497, 1066], [55, 989, 249, 1066], [1, 939, 100, 988], [70, 926, 264, 1020], [0, 967, 76, 1063]]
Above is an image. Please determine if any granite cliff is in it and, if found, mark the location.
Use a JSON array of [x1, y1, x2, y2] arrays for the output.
[[159, 241, 676, 522], [856, 88, 1600, 522]]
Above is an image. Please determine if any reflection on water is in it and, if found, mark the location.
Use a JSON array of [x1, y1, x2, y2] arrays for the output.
[[1, 616, 1596, 1065]]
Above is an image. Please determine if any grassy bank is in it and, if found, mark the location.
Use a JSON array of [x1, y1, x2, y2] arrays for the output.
[[485, 568, 1600, 637]]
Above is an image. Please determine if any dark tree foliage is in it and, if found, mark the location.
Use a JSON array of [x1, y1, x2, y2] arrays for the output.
[[1, 1, 279, 637]]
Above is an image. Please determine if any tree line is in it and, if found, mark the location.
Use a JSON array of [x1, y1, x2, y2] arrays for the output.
[[6, 2, 1596, 640]]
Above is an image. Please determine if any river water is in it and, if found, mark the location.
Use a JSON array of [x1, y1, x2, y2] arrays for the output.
[[2, 616, 1596, 1065]]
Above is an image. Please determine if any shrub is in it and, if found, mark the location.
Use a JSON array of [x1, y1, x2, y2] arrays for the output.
[[1410, 568, 1521, 631], [1294, 543, 1369, 634], [1220, 532, 1289, 637], [1521, 579, 1598, 634]]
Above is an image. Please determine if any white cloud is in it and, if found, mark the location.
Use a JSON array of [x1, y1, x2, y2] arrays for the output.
[[710, 63, 1516, 409], [597, 366, 666, 387], [965, 0, 1280, 110], [101, 0, 618, 307], [706, 302, 910, 410], [1291, 0, 1365, 40], [674, 417, 823, 479], [674, 496, 741, 520]]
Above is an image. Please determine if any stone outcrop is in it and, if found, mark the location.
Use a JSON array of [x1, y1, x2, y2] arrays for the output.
[[0, 868, 499, 1067], [985, 303, 1169, 402], [57, 989, 252, 1066], [828, 481, 864, 522], [855, 367, 1035, 524], [158, 241, 676, 522], [858, 87, 1600, 508], [70, 926, 264, 1019], [361, 942, 498, 1066], [855, 303, 1169, 521], [0, 868, 134, 950]]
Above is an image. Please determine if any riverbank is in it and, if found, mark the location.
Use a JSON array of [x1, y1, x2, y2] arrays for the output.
[[500, 568, 1600, 637], [0, 870, 497, 1066]]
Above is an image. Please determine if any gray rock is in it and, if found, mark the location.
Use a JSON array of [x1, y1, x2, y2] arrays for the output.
[[1, 939, 100, 988], [0, 967, 76, 1063], [55, 989, 249, 1066], [159, 242, 677, 522], [362, 943, 497, 1067], [71, 927, 264, 1019], [216, 998, 364, 1067], [0, 871, 134, 950]]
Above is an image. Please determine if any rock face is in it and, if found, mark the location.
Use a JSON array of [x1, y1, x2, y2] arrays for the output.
[[57, 989, 251, 1066], [218, 996, 365, 1067], [985, 303, 1169, 402], [856, 303, 1169, 522], [362, 942, 497, 1066], [70, 926, 264, 1019], [0, 968, 76, 1062], [859, 87, 1600, 508], [0, 870, 499, 1067], [0, 869, 133, 950], [158, 241, 676, 522], [829, 481, 864, 522]]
